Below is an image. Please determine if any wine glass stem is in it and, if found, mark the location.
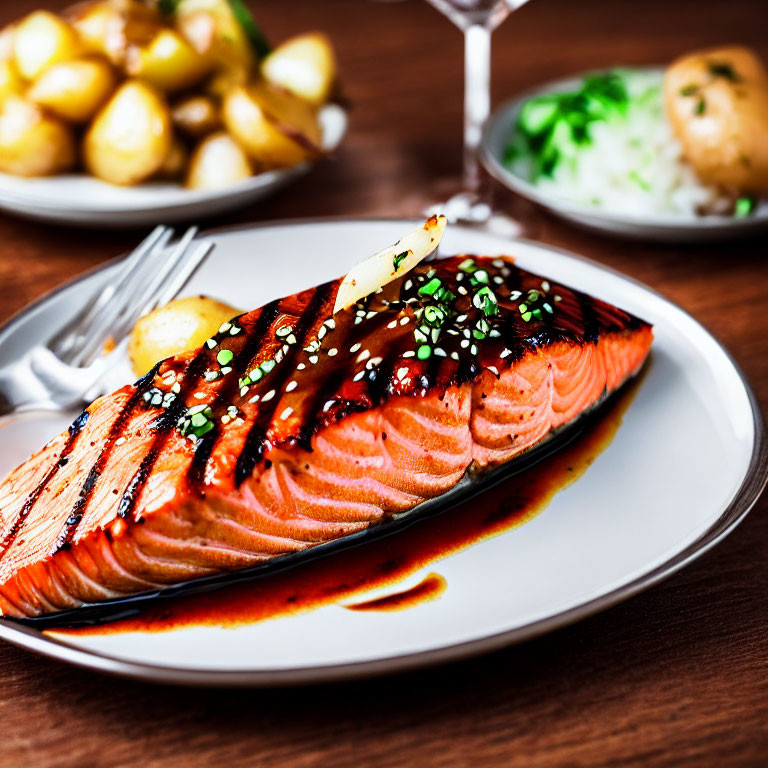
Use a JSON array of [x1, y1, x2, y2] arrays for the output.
[[462, 23, 492, 194]]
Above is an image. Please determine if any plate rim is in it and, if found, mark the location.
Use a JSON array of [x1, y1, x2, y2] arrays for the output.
[[479, 67, 768, 235], [0, 216, 765, 687]]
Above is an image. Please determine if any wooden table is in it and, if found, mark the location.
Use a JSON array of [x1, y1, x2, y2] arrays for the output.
[[1, 1, 766, 765]]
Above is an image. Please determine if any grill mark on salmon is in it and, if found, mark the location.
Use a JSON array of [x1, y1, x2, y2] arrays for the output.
[[235, 284, 336, 486], [117, 349, 212, 522], [0, 409, 90, 556], [0, 255, 653, 618], [188, 301, 282, 488]]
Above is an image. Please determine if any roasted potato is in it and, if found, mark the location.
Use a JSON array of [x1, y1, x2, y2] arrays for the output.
[[262, 33, 336, 106], [84, 80, 172, 185], [222, 82, 322, 168], [665, 46, 768, 194], [175, 0, 255, 91], [69, 0, 161, 66], [28, 57, 116, 122], [13, 11, 81, 80], [125, 28, 210, 92], [172, 93, 220, 137], [0, 95, 76, 176], [128, 295, 241, 377], [0, 60, 23, 107], [186, 131, 253, 189]]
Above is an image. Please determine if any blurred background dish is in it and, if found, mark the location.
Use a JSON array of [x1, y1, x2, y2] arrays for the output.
[[0, 1, 345, 225], [482, 54, 768, 241]]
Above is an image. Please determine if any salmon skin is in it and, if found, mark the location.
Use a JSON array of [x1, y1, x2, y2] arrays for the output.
[[0, 254, 652, 620]]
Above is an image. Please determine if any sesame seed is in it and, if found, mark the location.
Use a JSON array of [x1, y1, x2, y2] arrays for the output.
[[230, 326, 241, 336], [286, 334, 297, 345], [275, 350, 284, 363], [297, 363, 306, 370], [279, 407, 293, 420], [366, 311, 377, 319], [357, 349, 370, 363], [115, 437, 126, 446], [221, 414, 231, 425], [206, 339, 217, 349], [458, 286, 468, 295], [493, 259, 505, 268], [171, 383, 181, 394], [403, 350, 415, 358], [386, 320, 397, 329], [318, 326, 327, 340], [262, 390, 276, 402], [325, 318, 336, 329], [218, 322, 232, 333], [328, 348, 338, 357], [487, 365, 499, 376], [493, 276, 504, 284], [450, 351, 460, 360], [434, 347, 447, 357], [404, 279, 413, 290], [354, 317, 363, 325], [309, 355, 319, 364], [194, 392, 206, 399], [500, 349, 511, 358], [323, 399, 335, 412], [447, 329, 459, 335], [366, 356, 383, 369], [456, 314, 468, 323], [353, 370, 366, 381], [399, 316, 410, 325], [396, 367, 409, 380], [276, 325, 293, 338], [250, 395, 260, 403], [240, 386, 249, 397], [350, 342, 361, 353], [286, 380, 298, 392], [460, 339, 470, 348], [470, 344, 478, 355]]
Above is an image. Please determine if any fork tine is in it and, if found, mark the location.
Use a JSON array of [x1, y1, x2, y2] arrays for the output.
[[104, 227, 199, 344], [69, 227, 181, 368], [151, 240, 215, 312], [50, 225, 171, 362]]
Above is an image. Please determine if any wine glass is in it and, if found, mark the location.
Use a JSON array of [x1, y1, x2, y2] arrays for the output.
[[424, 0, 531, 224]]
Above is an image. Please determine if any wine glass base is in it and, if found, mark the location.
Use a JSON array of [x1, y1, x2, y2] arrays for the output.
[[424, 190, 522, 238]]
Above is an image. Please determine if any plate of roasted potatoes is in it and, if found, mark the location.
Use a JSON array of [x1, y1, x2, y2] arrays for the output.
[[0, 0, 346, 226]]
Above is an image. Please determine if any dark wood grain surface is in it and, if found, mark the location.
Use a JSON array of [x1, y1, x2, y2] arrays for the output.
[[1, 1, 767, 766]]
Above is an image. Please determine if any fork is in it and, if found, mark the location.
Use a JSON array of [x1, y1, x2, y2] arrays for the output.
[[0, 226, 214, 418]]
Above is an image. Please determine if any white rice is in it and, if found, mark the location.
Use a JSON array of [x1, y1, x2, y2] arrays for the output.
[[515, 70, 732, 218]]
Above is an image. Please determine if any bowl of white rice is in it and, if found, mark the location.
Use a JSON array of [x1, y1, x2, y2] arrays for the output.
[[481, 67, 768, 241]]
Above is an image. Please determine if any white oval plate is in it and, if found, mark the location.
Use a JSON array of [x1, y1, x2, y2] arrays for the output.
[[0, 105, 346, 228], [481, 70, 768, 242], [0, 219, 764, 686]]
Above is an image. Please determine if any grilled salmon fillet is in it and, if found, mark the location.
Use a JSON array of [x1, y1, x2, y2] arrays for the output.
[[0, 254, 652, 618]]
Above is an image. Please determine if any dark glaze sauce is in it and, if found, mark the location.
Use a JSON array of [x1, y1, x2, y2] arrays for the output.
[[345, 572, 447, 613], [50, 373, 640, 638]]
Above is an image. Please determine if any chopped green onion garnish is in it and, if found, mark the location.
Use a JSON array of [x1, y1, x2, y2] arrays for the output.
[[217, 349, 234, 366], [416, 345, 432, 360], [419, 277, 442, 296], [734, 196, 755, 218]]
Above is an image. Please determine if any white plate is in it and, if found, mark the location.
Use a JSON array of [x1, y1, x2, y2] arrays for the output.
[[0, 105, 347, 228], [0, 219, 764, 686], [481, 71, 768, 242]]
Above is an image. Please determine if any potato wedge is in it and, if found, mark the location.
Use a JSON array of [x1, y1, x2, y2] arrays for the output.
[[175, 1, 255, 96], [84, 80, 172, 185], [0, 60, 23, 107], [0, 95, 76, 177], [172, 93, 220, 137], [186, 131, 252, 190], [125, 28, 210, 93], [262, 32, 336, 106], [334, 216, 447, 314], [665, 46, 768, 193], [222, 83, 322, 168], [13, 11, 81, 80], [128, 295, 241, 377], [28, 57, 116, 122], [69, 0, 161, 66]]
